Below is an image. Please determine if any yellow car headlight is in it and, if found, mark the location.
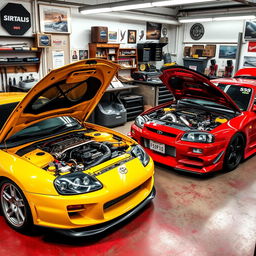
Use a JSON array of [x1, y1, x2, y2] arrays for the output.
[[131, 145, 150, 167], [54, 173, 102, 195]]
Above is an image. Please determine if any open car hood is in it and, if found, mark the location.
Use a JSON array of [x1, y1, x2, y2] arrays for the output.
[[160, 66, 241, 113], [0, 59, 119, 142]]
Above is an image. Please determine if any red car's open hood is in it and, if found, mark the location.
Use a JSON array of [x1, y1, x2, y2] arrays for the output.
[[160, 66, 241, 113]]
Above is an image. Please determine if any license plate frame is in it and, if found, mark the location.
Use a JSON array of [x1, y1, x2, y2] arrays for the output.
[[149, 140, 165, 154]]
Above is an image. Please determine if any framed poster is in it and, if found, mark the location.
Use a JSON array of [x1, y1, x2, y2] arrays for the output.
[[79, 50, 88, 60], [128, 30, 136, 44], [39, 5, 71, 33], [244, 56, 256, 67], [244, 21, 256, 40], [219, 45, 237, 59], [108, 31, 118, 42], [146, 22, 162, 40], [119, 29, 127, 44]]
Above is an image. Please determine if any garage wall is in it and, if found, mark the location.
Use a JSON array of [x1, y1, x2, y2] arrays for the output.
[[176, 20, 256, 75], [70, 7, 176, 69]]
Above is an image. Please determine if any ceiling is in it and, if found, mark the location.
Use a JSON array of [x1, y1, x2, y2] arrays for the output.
[[38, 0, 256, 20]]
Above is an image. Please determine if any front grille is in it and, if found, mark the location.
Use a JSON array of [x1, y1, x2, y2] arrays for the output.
[[143, 138, 176, 157], [104, 185, 141, 210], [146, 127, 177, 138]]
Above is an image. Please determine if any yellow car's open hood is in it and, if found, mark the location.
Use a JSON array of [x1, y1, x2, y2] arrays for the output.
[[0, 59, 119, 142]]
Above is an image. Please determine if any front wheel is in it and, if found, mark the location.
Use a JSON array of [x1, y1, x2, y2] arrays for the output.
[[223, 133, 245, 172], [0, 179, 33, 232]]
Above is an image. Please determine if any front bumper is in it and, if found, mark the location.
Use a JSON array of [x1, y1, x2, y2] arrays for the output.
[[25, 157, 154, 229], [131, 124, 227, 174], [53, 187, 156, 237]]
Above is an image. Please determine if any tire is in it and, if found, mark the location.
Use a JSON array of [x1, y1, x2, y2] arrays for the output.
[[0, 179, 33, 232], [223, 133, 245, 172]]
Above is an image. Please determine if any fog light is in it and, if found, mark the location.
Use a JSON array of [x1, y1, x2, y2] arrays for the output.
[[192, 148, 203, 154], [67, 204, 85, 211]]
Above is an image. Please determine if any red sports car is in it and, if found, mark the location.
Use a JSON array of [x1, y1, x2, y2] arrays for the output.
[[130, 66, 256, 174]]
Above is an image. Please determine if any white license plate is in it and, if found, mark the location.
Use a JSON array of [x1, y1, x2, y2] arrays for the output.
[[149, 140, 165, 154]]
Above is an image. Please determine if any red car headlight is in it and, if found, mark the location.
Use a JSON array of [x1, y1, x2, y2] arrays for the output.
[[181, 132, 215, 143]]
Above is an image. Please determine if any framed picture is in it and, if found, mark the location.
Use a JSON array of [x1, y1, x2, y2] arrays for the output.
[[108, 31, 118, 42], [128, 30, 136, 44], [219, 45, 237, 59], [146, 22, 162, 40], [36, 33, 51, 47], [39, 5, 71, 33], [71, 49, 78, 62], [138, 30, 145, 41], [119, 29, 127, 44], [79, 50, 88, 60], [244, 21, 256, 40], [244, 56, 256, 67]]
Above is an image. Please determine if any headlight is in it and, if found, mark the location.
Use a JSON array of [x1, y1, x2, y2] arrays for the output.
[[54, 172, 102, 195], [134, 115, 146, 129], [181, 132, 215, 143], [132, 144, 150, 166]]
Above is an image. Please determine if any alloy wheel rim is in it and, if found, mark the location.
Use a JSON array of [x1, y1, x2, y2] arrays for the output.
[[1, 183, 26, 227], [227, 136, 243, 167]]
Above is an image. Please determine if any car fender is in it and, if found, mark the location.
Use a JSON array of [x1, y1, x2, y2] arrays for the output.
[[0, 150, 57, 195]]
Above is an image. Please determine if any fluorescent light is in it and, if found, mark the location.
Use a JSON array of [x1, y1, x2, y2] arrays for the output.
[[81, 7, 112, 14], [152, 0, 214, 7], [213, 15, 256, 21], [112, 3, 152, 11], [179, 18, 213, 23], [179, 15, 256, 23], [80, 0, 215, 15]]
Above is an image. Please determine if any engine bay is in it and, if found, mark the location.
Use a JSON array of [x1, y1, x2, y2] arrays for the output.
[[20, 131, 130, 175], [145, 102, 234, 131]]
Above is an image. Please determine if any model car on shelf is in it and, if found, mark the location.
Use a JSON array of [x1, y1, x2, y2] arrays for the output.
[[130, 66, 256, 174], [0, 59, 155, 236]]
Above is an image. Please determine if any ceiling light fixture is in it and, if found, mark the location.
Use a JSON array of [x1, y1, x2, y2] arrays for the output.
[[213, 15, 255, 21], [179, 15, 256, 23], [80, 0, 216, 15], [152, 0, 213, 7], [179, 18, 213, 23]]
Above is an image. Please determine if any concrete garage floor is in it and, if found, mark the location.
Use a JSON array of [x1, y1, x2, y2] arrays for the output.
[[0, 121, 256, 256]]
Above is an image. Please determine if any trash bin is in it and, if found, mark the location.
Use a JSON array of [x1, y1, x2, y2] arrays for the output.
[[183, 58, 209, 74]]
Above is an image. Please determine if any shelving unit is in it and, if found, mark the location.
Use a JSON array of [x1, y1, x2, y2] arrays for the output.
[[88, 43, 120, 62], [0, 35, 42, 73], [118, 48, 138, 71]]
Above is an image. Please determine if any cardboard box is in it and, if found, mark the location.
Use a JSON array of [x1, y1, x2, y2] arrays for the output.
[[191, 45, 204, 56], [184, 46, 191, 57], [203, 45, 216, 57]]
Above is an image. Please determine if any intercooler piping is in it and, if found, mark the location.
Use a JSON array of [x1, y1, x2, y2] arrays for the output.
[[160, 113, 177, 122], [85, 142, 112, 170]]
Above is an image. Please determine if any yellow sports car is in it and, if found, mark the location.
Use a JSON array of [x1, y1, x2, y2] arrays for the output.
[[0, 59, 155, 236]]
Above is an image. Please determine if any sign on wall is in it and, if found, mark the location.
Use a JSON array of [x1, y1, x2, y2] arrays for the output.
[[0, 3, 31, 35], [248, 42, 256, 52], [190, 23, 204, 41]]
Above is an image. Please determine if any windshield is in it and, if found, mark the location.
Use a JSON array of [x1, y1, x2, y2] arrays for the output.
[[217, 84, 252, 111], [6, 116, 82, 145]]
